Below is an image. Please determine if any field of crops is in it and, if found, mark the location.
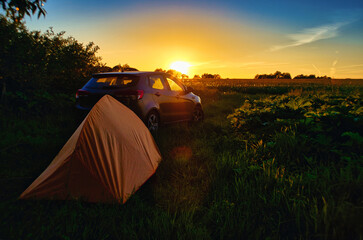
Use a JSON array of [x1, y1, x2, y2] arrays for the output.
[[0, 79, 362, 239]]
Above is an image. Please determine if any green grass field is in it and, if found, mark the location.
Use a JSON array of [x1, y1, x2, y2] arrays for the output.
[[0, 80, 362, 239]]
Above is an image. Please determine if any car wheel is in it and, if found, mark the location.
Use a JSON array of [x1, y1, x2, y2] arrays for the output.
[[146, 110, 160, 132], [192, 106, 204, 122]]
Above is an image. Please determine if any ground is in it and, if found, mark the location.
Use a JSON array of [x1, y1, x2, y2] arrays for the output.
[[0, 79, 362, 239]]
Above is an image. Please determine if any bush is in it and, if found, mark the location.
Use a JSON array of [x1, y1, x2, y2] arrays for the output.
[[0, 15, 105, 97]]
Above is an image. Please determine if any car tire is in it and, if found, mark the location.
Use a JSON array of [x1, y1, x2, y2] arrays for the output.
[[146, 110, 160, 133], [192, 106, 204, 122]]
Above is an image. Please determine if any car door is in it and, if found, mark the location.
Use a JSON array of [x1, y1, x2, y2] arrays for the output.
[[148, 74, 178, 122], [165, 76, 195, 121]]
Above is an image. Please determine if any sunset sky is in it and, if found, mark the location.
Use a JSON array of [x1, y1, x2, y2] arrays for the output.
[[24, 0, 363, 78]]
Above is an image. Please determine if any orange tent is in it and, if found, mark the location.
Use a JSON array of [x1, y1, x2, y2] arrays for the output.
[[20, 95, 161, 203]]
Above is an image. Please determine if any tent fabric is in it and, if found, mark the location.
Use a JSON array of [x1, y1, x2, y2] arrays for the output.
[[20, 95, 161, 203]]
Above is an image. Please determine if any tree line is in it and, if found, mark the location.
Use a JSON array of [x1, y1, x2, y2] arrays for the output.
[[255, 71, 331, 80], [193, 74, 221, 79], [154, 69, 222, 80]]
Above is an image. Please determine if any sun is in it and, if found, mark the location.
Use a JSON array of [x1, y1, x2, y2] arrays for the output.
[[170, 61, 191, 75]]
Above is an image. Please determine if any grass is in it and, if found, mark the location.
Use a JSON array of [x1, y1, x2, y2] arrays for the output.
[[0, 80, 362, 239]]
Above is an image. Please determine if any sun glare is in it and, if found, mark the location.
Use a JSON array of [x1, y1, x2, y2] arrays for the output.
[[170, 61, 191, 75]]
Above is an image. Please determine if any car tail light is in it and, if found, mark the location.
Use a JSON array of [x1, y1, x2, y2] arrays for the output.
[[135, 90, 144, 100], [76, 89, 90, 99], [115, 90, 144, 100]]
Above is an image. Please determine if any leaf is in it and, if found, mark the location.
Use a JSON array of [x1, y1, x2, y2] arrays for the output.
[[341, 132, 363, 144], [314, 134, 332, 146], [353, 106, 363, 115], [301, 117, 314, 125]]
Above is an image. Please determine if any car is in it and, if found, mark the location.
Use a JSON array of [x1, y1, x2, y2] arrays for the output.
[[76, 71, 203, 132]]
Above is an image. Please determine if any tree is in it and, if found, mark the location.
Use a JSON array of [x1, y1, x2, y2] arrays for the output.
[[1, 0, 47, 20], [154, 68, 182, 78], [283, 72, 292, 79], [254, 71, 291, 79], [181, 74, 189, 80], [0, 15, 104, 97], [112, 64, 122, 72], [111, 64, 137, 72], [293, 74, 317, 79], [213, 74, 221, 79], [201, 73, 221, 79], [202, 73, 213, 79], [154, 68, 166, 72], [166, 69, 182, 78], [193, 75, 201, 79], [317, 75, 331, 79]]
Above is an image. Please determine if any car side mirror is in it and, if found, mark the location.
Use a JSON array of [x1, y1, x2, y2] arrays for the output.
[[185, 86, 194, 93]]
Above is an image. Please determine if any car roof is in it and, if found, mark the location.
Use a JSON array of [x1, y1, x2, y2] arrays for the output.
[[93, 71, 165, 77]]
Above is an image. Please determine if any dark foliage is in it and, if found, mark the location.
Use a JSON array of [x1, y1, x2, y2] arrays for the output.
[[294, 74, 331, 79], [0, 15, 106, 111], [202, 73, 221, 79], [255, 71, 291, 79], [1, 0, 46, 20]]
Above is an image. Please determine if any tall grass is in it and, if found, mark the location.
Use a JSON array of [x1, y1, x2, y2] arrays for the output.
[[0, 83, 362, 239]]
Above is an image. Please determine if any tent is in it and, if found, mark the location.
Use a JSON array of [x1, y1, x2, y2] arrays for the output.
[[20, 95, 161, 203]]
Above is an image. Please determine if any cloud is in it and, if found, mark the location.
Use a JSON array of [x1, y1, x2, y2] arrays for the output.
[[312, 64, 321, 75], [270, 21, 351, 51], [330, 59, 338, 77]]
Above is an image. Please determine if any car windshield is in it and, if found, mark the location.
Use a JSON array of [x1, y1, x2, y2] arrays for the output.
[[85, 75, 139, 89]]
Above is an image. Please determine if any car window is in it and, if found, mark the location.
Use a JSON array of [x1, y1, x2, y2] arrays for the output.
[[149, 75, 165, 90], [166, 77, 184, 92], [85, 75, 139, 88]]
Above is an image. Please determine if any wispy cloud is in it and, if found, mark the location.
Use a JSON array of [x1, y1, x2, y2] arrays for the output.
[[270, 21, 351, 51], [312, 64, 321, 75], [330, 59, 339, 77]]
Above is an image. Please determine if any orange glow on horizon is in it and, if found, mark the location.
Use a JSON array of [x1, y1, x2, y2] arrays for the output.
[[65, 7, 363, 79]]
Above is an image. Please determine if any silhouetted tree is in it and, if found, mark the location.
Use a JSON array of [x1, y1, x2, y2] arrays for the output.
[[201, 73, 221, 79], [97, 66, 112, 72], [111, 64, 137, 72], [294, 74, 316, 79], [317, 75, 331, 79], [202, 73, 213, 79], [254, 71, 291, 79], [292, 74, 331, 79], [112, 64, 122, 72], [1, 0, 47, 20], [154, 68, 166, 72], [154, 68, 183, 78], [181, 74, 189, 80], [213, 74, 221, 79], [193, 75, 201, 79], [283, 73, 292, 79], [0, 15, 104, 99], [166, 69, 182, 78]]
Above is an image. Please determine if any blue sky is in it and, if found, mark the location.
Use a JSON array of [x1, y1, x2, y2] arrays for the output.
[[18, 0, 363, 78]]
